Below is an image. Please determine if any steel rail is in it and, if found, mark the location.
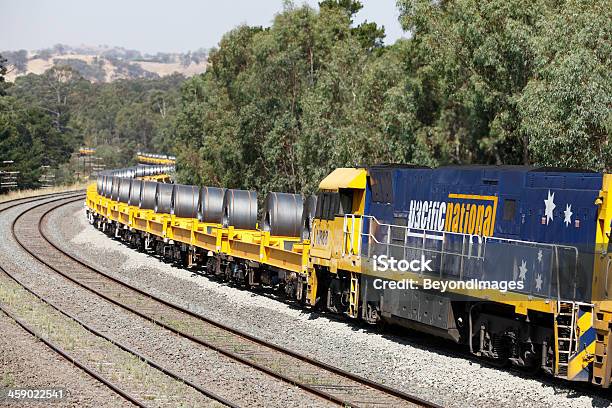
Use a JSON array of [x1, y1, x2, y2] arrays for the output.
[[0, 291, 146, 408], [0, 192, 147, 407], [26, 196, 441, 408], [16, 198, 360, 407], [0, 265, 238, 408]]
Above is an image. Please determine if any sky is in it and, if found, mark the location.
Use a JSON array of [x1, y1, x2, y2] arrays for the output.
[[0, 0, 406, 53]]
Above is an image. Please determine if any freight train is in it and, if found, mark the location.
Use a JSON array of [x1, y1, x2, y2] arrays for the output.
[[136, 152, 176, 166], [85, 164, 612, 388]]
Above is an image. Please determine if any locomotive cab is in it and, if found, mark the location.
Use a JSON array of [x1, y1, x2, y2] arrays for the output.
[[307, 168, 367, 314], [309, 168, 367, 266]]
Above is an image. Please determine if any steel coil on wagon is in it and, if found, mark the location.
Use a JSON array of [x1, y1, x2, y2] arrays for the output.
[[139, 181, 158, 210], [110, 176, 121, 201], [103, 176, 110, 198], [128, 179, 143, 206], [197, 187, 225, 224], [103, 176, 112, 198], [222, 189, 258, 230], [301, 194, 317, 240], [98, 175, 105, 195], [171, 184, 200, 219], [154, 183, 174, 214], [117, 178, 131, 203], [96, 176, 104, 195], [261, 192, 303, 237]]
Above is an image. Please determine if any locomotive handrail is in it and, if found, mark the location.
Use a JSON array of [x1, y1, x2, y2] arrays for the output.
[[358, 214, 580, 250], [346, 214, 582, 299], [355, 214, 485, 258], [554, 246, 561, 303]]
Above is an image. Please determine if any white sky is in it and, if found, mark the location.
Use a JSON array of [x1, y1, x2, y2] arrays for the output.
[[0, 0, 406, 53]]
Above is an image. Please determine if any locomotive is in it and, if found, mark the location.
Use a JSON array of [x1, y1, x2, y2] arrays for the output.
[[85, 164, 612, 388]]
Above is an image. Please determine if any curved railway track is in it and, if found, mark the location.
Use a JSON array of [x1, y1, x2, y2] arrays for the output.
[[0, 193, 236, 408], [9, 194, 441, 408], [0, 190, 81, 210], [0, 193, 147, 405], [0, 297, 145, 407]]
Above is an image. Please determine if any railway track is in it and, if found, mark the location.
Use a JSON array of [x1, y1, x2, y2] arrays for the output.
[[0, 190, 82, 211], [0, 193, 236, 408], [10, 195, 440, 408], [0, 285, 145, 407]]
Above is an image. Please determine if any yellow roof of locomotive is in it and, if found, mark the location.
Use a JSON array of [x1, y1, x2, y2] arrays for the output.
[[319, 168, 366, 191]]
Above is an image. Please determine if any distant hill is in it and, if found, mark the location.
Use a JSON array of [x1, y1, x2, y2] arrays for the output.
[[2, 44, 208, 82]]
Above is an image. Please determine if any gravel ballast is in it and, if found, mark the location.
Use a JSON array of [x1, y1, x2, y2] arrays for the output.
[[0, 311, 132, 407], [1, 198, 333, 408], [0, 271, 220, 408], [44, 200, 609, 408]]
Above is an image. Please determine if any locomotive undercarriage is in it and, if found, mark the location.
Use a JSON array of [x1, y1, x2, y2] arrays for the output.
[[313, 265, 555, 373], [469, 305, 554, 372]]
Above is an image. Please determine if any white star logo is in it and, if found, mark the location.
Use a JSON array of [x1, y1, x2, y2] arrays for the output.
[[544, 190, 556, 225], [535, 273, 543, 291], [519, 260, 528, 281], [537, 250, 543, 263], [563, 204, 573, 227]]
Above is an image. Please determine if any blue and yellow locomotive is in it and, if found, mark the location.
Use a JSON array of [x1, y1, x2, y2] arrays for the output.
[[307, 165, 612, 387]]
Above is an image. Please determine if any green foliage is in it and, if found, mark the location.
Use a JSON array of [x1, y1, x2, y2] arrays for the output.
[[53, 58, 106, 82], [0, 96, 72, 187], [398, 0, 543, 164], [0, 54, 7, 96], [1, 62, 184, 188], [0, 66, 85, 187], [1, 0, 609, 193], [319, 0, 385, 51], [518, 0, 611, 170], [319, 0, 363, 16], [397, 0, 611, 167], [172, 1, 609, 194], [2, 50, 28, 73], [174, 5, 431, 194], [11, 66, 86, 135]]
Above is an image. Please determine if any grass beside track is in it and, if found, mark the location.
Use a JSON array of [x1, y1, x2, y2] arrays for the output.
[[0, 264, 219, 407], [0, 183, 87, 204]]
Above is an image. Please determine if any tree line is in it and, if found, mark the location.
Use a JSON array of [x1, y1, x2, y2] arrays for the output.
[[0, 57, 182, 187], [1, 0, 610, 192], [174, 0, 610, 195]]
